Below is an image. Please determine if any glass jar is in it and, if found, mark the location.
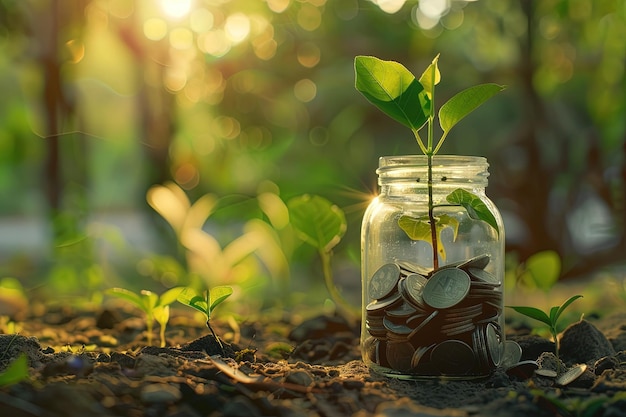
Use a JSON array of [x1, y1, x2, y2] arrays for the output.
[[361, 155, 505, 379]]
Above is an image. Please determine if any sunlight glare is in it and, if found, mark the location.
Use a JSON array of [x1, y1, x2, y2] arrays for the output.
[[419, 0, 450, 19], [144, 18, 168, 41], [371, 0, 406, 14], [225, 13, 251, 44], [160, 0, 193, 20]]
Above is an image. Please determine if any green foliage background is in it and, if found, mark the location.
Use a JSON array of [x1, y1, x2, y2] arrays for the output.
[[0, 0, 625, 310]]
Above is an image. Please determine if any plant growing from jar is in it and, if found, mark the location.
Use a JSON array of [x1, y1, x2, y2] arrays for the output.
[[356, 55, 508, 378], [355, 55, 503, 267]]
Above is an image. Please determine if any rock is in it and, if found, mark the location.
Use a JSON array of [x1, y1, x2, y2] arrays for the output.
[[559, 320, 615, 365], [95, 309, 121, 329], [508, 334, 554, 361], [140, 383, 182, 404], [285, 369, 313, 387], [288, 315, 352, 343]]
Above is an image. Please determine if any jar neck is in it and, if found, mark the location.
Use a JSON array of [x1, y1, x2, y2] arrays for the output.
[[377, 155, 489, 196]]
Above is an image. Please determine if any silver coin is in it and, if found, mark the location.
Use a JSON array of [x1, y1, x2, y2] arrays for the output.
[[535, 369, 558, 378], [383, 316, 413, 336], [486, 323, 501, 367], [467, 267, 500, 285], [500, 340, 522, 368], [430, 340, 476, 375], [403, 273, 428, 307], [422, 268, 471, 309], [555, 364, 587, 386], [457, 254, 490, 270], [386, 301, 418, 318], [365, 292, 402, 314], [395, 260, 433, 277], [369, 263, 401, 300]]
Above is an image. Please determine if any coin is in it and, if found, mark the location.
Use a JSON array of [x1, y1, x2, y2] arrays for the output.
[[395, 260, 433, 277], [500, 340, 522, 368], [407, 310, 439, 340], [423, 268, 471, 309], [467, 267, 500, 285], [386, 341, 415, 371], [506, 360, 539, 379], [486, 323, 501, 366], [430, 340, 476, 374], [386, 302, 418, 318], [383, 316, 413, 336], [535, 369, 558, 378], [555, 364, 587, 386], [365, 292, 402, 314], [458, 254, 490, 270], [369, 263, 401, 300], [403, 273, 429, 309]]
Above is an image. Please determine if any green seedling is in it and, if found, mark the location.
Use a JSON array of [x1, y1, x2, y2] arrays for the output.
[[507, 294, 583, 362], [355, 55, 504, 269], [0, 353, 28, 387], [287, 194, 359, 321], [106, 287, 183, 347], [177, 285, 233, 353]]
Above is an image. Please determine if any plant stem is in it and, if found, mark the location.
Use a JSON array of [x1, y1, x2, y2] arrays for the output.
[[427, 153, 439, 269], [207, 320, 225, 355], [320, 250, 359, 321]]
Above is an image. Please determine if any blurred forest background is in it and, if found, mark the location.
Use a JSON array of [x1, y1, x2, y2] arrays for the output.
[[0, 0, 625, 313]]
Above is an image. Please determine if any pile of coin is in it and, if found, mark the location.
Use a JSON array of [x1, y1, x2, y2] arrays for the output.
[[364, 254, 504, 376]]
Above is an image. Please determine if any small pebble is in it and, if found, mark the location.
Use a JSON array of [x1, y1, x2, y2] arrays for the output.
[[141, 383, 182, 404]]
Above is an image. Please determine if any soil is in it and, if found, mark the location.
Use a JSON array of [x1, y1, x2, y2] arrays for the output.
[[1, 303, 626, 417]]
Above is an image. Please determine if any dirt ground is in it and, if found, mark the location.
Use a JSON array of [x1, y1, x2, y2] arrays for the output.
[[1, 303, 626, 417]]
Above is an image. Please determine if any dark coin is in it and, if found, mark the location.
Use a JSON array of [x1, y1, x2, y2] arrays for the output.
[[423, 268, 471, 309], [369, 263, 401, 300], [430, 340, 476, 374], [506, 360, 539, 379], [386, 341, 415, 371]]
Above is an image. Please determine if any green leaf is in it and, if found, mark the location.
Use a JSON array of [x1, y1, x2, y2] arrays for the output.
[[523, 250, 561, 292], [158, 287, 185, 307], [0, 354, 29, 387], [506, 305, 552, 327], [446, 189, 499, 234], [177, 287, 209, 317], [208, 285, 233, 315], [418, 54, 441, 99], [288, 194, 347, 253], [355, 56, 429, 132], [439, 83, 505, 134], [106, 288, 146, 312], [398, 214, 459, 260], [140, 290, 159, 312], [153, 305, 170, 327], [554, 294, 583, 324]]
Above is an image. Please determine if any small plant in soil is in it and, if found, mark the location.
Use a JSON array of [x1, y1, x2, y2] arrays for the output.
[[507, 294, 583, 364], [355, 55, 504, 269], [106, 287, 183, 347], [287, 194, 358, 320], [177, 285, 233, 353]]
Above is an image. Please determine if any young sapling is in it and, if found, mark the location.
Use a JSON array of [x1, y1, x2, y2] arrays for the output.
[[177, 285, 233, 353], [106, 287, 183, 347], [355, 55, 504, 269], [507, 294, 583, 363], [287, 194, 359, 320]]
